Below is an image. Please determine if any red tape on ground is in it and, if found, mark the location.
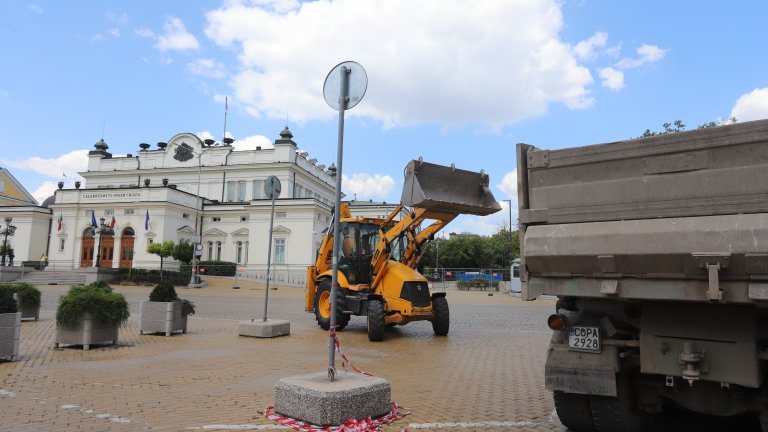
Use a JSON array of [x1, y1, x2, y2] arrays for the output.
[[264, 401, 411, 432]]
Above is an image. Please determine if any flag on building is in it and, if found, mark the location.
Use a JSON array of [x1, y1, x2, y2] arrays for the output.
[[57, 212, 63, 232], [91, 210, 97, 227], [110, 215, 116, 230], [145, 209, 150, 230]]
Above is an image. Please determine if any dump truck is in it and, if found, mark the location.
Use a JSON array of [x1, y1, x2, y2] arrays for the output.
[[517, 119, 768, 431], [306, 159, 500, 341]]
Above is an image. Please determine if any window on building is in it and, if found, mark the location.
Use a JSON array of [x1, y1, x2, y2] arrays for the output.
[[252, 180, 262, 200], [237, 180, 246, 202], [240, 216, 247, 222], [276, 212, 286, 218], [236, 241, 243, 264], [216, 241, 222, 260], [124, 209, 134, 215], [182, 213, 190, 219], [148, 238, 154, 245], [274, 239, 285, 264], [59, 238, 65, 252], [207, 241, 213, 260], [104, 209, 114, 215], [245, 241, 249, 264], [226, 181, 235, 202], [212, 217, 221, 222]]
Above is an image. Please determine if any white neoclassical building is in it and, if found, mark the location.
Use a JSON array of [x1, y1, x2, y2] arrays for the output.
[[46, 127, 348, 284]]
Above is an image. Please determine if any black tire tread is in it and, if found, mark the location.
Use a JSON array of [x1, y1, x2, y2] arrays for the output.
[[590, 373, 645, 432], [313, 281, 350, 331], [367, 300, 385, 342], [553, 391, 596, 432], [431, 296, 449, 336]]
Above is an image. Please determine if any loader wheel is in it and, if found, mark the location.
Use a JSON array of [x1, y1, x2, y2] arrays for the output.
[[431, 296, 449, 336], [553, 391, 596, 432], [314, 280, 349, 331], [367, 300, 385, 342], [590, 372, 646, 432]]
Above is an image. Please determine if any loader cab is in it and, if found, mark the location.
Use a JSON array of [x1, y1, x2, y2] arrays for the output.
[[338, 221, 380, 285]]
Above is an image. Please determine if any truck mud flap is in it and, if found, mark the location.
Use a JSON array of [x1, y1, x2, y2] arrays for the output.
[[545, 345, 619, 397], [401, 159, 501, 216]]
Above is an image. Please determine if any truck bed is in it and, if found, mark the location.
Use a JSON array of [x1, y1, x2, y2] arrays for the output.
[[517, 119, 768, 302]]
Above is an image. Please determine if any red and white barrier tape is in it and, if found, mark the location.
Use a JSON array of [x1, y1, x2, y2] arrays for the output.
[[264, 401, 411, 432], [330, 325, 372, 376]]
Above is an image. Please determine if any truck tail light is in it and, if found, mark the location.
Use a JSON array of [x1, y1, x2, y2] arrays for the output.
[[547, 314, 567, 330]]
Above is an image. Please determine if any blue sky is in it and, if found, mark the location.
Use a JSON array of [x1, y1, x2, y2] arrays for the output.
[[2, 0, 768, 234]]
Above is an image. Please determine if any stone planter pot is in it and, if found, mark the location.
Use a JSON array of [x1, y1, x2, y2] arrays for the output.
[[139, 301, 187, 336], [0, 312, 21, 361], [54, 313, 119, 350], [13, 293, 40, 321]]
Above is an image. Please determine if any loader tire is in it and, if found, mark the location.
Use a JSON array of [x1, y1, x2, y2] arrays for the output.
[[553, 391, 596, 432], [314, 280, 349, 331], [590, 373, 646, 432], [431, 296, 449, 336], [367, 300, 385, 342]]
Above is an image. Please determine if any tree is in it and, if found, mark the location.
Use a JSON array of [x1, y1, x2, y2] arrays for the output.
[[172, 239, 194, 265], [147, 240, 175, 280], [639, 117, 737, 138]]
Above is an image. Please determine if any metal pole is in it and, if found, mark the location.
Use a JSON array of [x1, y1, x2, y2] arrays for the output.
[[190, 153, 203, 286], [328, 66, 350, 381], [261, 187, 277, 322]]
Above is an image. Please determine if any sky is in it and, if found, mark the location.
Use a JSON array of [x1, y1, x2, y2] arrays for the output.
[[2, 0, 768, 235]]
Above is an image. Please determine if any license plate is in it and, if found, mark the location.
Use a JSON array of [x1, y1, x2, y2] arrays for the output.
[[568, 326, 601, 352]]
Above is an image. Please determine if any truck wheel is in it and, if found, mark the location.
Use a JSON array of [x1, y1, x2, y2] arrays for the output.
[[553, 391, 596, 432], [314, 280, 350, 331], [431, 296, 449, 336], [590, 373, 645, 432], [367, 299, 385, 342]]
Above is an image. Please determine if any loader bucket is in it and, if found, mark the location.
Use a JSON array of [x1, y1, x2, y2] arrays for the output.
[[401, 159, 502, 216]]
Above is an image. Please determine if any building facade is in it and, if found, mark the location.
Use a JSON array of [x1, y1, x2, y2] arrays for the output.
[[48, 128, 341, 285], [0, 168, 51, 266]]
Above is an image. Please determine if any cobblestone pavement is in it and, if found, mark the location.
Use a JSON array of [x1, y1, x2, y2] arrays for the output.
[[0, 278, 760, 431]]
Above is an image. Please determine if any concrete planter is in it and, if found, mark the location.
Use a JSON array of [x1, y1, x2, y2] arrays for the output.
[[54, 313, 119, 350], [13, 293, 40, 321], [0, 312, 21, 361], [139, 301, 187, 336]]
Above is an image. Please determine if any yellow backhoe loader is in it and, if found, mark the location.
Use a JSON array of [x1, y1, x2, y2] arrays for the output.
[[305, 159, 501, 341]]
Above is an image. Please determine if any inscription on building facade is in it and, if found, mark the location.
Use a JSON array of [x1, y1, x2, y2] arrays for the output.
[[81, 192, 142, 200]]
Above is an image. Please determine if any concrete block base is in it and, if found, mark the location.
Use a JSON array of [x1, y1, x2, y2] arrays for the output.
[[274, 370, 391, 426], [238, 319, 290, 338]]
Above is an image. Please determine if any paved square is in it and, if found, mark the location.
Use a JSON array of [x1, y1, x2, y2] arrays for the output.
[[1, 278, 563, 431]]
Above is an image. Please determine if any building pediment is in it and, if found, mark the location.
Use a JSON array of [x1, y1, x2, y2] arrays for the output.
[[231, 228, 249, 237], [272, 225, 291, 234], [177, 225, 196, 235], [203, 228, 227, 237]]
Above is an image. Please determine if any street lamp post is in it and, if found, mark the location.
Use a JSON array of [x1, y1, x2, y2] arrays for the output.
[[95, 217, 107, 268], [1, 217, 17, 266]]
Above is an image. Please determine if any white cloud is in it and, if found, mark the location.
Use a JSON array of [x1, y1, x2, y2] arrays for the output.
[[29, 4, 43, 13], [204, 0, 594, 128], [106, 11, 129, 25], [188, 58, 227, 79], [0, 150, 89, 181], [135, 27, 155, 38], [342, 173, 395, 199], [31, 181, 59, 204], [233, 134, 274, 150], [598, 67, 624, 90], [497, 170, 518, 199], [616, 44, 667, 69], [574, 31, 607, 61], [156, 17, 199, 51], [730, 87, 768, 122], [108, 28, 121, 38]]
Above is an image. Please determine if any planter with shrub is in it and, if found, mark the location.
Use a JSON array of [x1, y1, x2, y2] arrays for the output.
[[139, 281, 196, 336], [0, 283, 41, 321], [0, 288, 20, 361], [54, 282, 130, 350]]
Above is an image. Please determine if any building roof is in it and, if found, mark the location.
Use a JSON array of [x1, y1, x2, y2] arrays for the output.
[[0, 167, 39, 206]]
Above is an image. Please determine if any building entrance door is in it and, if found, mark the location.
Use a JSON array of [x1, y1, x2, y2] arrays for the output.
[[99, 235, 115, 268], [80, 229, 95, 268], [119, 227, 135, 268]]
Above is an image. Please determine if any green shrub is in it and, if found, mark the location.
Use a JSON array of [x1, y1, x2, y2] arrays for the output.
[[56, 283, 130, 327], [148, 281, 196, 316], [0, 289, 18, 314], [197, 260, 236, 276], [457, 278, 492, 290], [114, 268, 192, 286], [0, 282, 41, 308]]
